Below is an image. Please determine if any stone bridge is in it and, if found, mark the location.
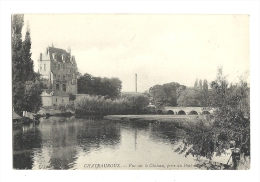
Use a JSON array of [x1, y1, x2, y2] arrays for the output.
[[156, 107, 215, 115]]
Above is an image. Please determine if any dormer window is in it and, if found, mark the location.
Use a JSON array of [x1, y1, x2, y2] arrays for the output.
[[62, 54, 66, 63], [52, 53, 56, 60]]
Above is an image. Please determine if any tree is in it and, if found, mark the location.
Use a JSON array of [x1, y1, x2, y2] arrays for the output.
[[34, 72, 49, 89], [23, 81, 42, 113], [149, 85, 165, 106], [77, 73, 122, 99], [176, 85, 186, 98], [203, 79, 208, 91], [77, 73, 93, 94], [13, 81, 26, 115], [194, 78, 198, 88], [12, 14, 24, 84], [202, 79, 209, 106], [21, 24, 35, 82], [12, 14, 42, 115], [149, 82, 180, 107], [162, 82, 180, 106], [127, 95, 150, 113], [177, 88, 203, 107], [199, 79, 202, 90], [185, 67, 250, 167], [210, 67, 250, 146], [68, 93, 76, 101], [108, 77, 122, 99]]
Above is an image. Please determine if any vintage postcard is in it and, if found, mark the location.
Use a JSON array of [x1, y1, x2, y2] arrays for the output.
[[11, 14, 251, 171]]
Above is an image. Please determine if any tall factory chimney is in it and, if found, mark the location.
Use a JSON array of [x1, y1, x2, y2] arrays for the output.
[[135, 74, 137, 93]]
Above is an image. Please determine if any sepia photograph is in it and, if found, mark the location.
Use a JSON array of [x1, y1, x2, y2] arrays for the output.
[[11, 14, 250, 170]]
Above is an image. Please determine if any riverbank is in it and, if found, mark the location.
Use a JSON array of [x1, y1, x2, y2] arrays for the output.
[[104, 114, 205, 122]]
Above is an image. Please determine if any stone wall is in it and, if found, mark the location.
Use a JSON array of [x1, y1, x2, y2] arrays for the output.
[[52, 96, 70, 106]]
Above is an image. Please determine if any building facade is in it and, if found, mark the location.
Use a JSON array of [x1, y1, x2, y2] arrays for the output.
[[38, 45, 77, 107], [41, 90, 70, 107]]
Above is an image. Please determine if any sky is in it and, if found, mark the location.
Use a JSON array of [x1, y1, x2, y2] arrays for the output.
[[23, 14, 249, 92]]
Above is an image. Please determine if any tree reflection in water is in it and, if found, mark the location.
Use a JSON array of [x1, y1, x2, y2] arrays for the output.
[[13, 125, 43, 169], [13, 117, 121, 169], [13, 117, 194, 170], [149, 122, 187, 145]]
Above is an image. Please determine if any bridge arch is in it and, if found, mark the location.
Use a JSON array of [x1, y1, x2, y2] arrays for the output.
[[157, 110, 163, 114], [167, 110, 174, 115], [202, 111, 210, 115], [189, 110, 198, 115], [178, 110, 186, 115]]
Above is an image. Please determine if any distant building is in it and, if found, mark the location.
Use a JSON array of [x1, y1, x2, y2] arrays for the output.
[[38, 44, 77, 107]]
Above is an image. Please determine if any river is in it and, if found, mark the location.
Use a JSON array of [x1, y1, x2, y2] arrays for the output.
[[13, 116, 204, 170]]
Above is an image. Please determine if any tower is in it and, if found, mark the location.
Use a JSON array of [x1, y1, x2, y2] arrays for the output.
[[135, 74, 137, 93], [38, 45, 78, 94]]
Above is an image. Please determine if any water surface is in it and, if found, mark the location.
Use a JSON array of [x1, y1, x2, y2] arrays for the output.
[[13, 116, 198, 170]]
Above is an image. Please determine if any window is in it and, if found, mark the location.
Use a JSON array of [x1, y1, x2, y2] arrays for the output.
[[54, 63, 56, 69], [63, 63, 66, 69], [58, 64, 60, 70], [54, 74, 56, 78], [63, 75, 65, 80], [62, 84, 66, 92], [44, 64, 46, 71], [56, 98, 57, 102], [40, 64, 42, 71], [56, 84, 60, 90]]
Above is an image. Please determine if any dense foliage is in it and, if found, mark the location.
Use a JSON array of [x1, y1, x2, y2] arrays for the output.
[[149, 82, 181, 107], [12, 14, 42, 115], [78, 73, 122, 99], [149, 79, 210, 107], [177, 79, 209, 107], [184, 67, 250, 162], [75, 94, 149, 115]]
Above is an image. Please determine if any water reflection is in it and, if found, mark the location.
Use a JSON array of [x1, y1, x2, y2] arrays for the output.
[[13, 117, 196, 170], [149, 122, 187, 145], [13, 125, 43, 169], [76, 119, 121, 154]]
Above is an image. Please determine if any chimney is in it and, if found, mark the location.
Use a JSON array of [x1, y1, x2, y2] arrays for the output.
[[135, 74, 137, 93], [67, 46, 71, 55]]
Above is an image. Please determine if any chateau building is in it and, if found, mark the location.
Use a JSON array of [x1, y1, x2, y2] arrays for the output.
[[38, 44, 78, 107]]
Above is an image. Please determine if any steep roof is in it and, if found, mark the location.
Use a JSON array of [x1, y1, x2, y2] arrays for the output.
[[39, 46, 74, 64], [48, 47, 68, 57], [48, 47, 71, 63]]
